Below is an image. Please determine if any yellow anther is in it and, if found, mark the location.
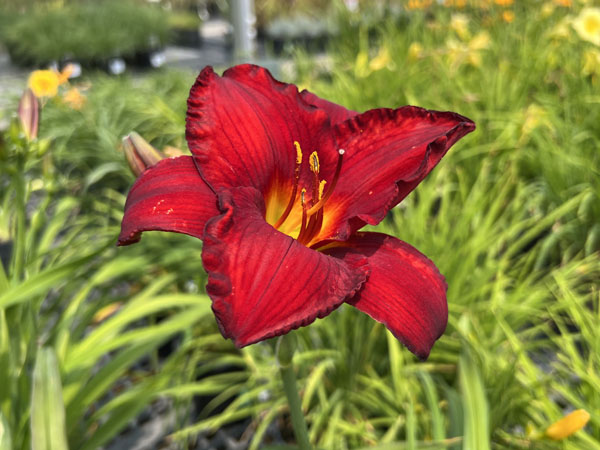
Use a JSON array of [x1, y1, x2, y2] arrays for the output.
[[301, 188, 307, 205], [294, 141, 303, 165], [306, 148, 345, 217], [319, 180, 327, 200], [309, 151, 320, 173]]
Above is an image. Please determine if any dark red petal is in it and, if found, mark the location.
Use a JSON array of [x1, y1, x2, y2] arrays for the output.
[[202, 186, 369, 347], [118, 156, 218, 245], [300, 89, 358, 125], [186, 64, 336, 197], [319, 107, 475, 241], [321, 232, 448, 360]]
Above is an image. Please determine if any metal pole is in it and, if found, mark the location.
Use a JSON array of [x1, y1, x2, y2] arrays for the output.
[[231, 0, 256, 60]]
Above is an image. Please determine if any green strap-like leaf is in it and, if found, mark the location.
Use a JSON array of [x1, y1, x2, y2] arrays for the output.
[[31, 347, 69, 450], [0, 410, 12, 450], [0, 251, 99, 309], [459, 348, 490, 450]]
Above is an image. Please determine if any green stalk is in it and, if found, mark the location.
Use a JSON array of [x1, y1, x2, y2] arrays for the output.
[[12, 158, 27, 282], [279, 363, 311, 450], [277, 334, 311, 450]]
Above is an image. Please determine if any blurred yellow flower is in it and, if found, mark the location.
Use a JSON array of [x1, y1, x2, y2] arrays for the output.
[[550, 17, 572, 39], [582, 48, 600, 76], [56, 63, 76, 85], [545, 409, 590, 440], [446, 40, 471, 70], [573, 8, 600, 46], [445, 31, 490, 71], [63, 87, 86, 110], [494, 0, 514, 5], [470, 31, 491, 50], [554, 0, 571, 6], [92, 302, 122, 324], [520, 103, 552, 142], [444, 0, 467, 8], [27, 70, 60, 98], [354, 50, 370, 77], [502, 10, 515, 22], [542, 3, 556, 17], [407, 0, 432, 10], [451, 13, 471, 40], [354, 46, 394, 78], [369, 46, 394, 71], [408, 42, 425, 61]]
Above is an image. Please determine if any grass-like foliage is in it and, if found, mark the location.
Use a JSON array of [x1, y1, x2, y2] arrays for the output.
[[1, 0, 170, 67], [1, 0, 599, 448]]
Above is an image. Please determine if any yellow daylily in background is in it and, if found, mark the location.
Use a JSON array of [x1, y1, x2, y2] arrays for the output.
[[444, 0, 467, 9], [27, 64, 76, 99], [369, 46, 394, 71], [407, 0, 432, 10], [573, 8, 600, 46], [520, 103, 554, 144], [545, 409, 590, 440], [503, 10, 515, 23], [446, 31, 491, 71], [582, 48, 600, 79], [451, 13, 471, 40], [63, 88, 86, 110], [354, 46, 394, 78], [92, 302, 123, 324], [27, 70, 60, 98], [56, 63, 76, 84], [408, 42, 425, 61]]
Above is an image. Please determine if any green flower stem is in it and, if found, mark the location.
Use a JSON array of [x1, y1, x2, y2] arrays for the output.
[[277, 334, 311, 450], [279, 362, 311, 450], [12, 158, 26, 282]]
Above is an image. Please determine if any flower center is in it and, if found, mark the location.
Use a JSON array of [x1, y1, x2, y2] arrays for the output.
[[270, 141, 344, 246], [584, 16, 600, 35]]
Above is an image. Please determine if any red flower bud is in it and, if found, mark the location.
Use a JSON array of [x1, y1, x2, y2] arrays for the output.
[[18, 89, 39, 141]]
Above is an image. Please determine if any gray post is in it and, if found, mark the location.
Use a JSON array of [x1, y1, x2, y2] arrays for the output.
[[231, 0, 256, 60]]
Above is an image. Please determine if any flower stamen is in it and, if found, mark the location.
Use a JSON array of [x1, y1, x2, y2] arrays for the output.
[[296, 188, 309, 242], [272, 145, 344, 246], [318, 180, 327, 200], [306, 149, 345, 217], [309, 151, 320, 173], [273, 141, 303, 229], [309, 151, 321, 206], [295, 141, 303, 165]]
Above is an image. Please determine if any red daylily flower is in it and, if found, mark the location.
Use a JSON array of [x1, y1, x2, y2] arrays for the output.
[[118, 64, 475, 359]]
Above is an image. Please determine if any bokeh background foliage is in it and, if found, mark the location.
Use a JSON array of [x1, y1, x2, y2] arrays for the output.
[[1, 0, 599, 449], [0, 0, 171, 68]]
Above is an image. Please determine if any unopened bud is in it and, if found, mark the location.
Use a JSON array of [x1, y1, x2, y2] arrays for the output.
[[18, 89, 39, 141], [545, 409, 590, 440], [123, 131, 164, 176]]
